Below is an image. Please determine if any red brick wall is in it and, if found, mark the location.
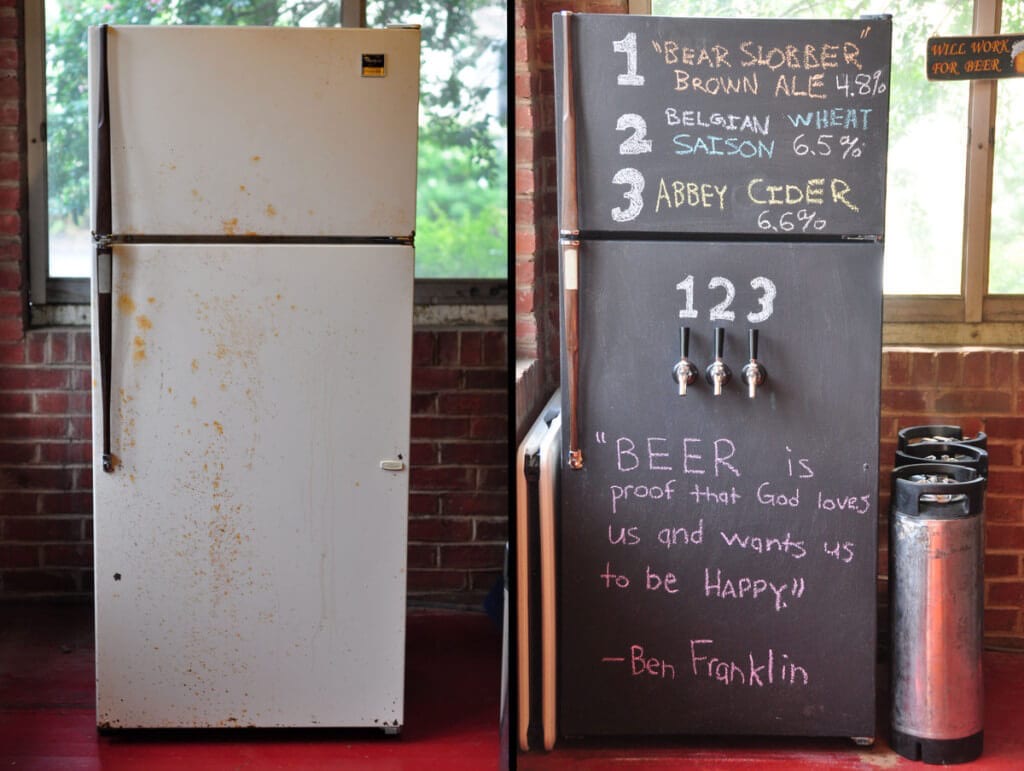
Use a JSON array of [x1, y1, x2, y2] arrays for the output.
[[0, 3, 507, 608], [879, 348, 1024, 647], [0, 330, 93, 596], [514, 0, 555, 440], [514, 0, 630, 440], [513, 0, 541, 364], [409, 328, 508, 606]]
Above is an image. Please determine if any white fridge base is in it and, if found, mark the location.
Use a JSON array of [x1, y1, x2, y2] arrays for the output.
[[92, 243, 412, 729]]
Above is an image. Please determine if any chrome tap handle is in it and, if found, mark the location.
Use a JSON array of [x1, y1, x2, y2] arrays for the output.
[[672, 326, 698, 396], [740, 328, 768, 399], [704, 327, 731, 396]]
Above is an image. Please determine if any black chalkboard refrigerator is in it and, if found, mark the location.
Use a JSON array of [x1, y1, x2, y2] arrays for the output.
[[553, 13, 890, 741]]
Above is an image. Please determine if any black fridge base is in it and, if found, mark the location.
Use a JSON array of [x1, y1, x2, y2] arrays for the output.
[[890, 729, 983, 765]]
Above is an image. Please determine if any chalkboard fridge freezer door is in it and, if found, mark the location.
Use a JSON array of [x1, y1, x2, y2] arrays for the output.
[[555, 14, 891, 237], [558, 238, 881, 739]]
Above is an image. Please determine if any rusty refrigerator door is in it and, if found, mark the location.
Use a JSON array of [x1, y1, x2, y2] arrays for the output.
[[92, 243, 413, 729]]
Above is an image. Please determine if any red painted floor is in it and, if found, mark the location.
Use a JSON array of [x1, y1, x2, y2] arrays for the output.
[[0, 602, 503, 770], [517, 649, 1024, 769], [6, 602, 1024, 769]]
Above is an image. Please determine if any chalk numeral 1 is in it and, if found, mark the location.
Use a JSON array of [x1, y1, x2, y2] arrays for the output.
[[612, 32, 645, 86], [676, 275, 697, 319]]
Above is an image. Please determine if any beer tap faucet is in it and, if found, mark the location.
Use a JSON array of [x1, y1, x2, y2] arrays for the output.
[[741, 328, 768, 399], [672, 326, 698, 396], [704, 327, 731, 396]]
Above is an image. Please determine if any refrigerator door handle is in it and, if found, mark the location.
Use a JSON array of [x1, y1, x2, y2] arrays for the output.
[[555, 11, 578, 235], [562, 239, 583, 470], [96, 244, 114, 472], [556, 12, 583, 470], [95, 24, 115, 473], [95, 24, 112, 235]]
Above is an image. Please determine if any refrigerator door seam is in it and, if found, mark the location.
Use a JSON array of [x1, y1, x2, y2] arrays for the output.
[[109, 234, 415, 246]]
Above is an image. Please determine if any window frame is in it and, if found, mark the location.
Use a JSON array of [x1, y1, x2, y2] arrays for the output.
[[24, 0, 507, 320], [631, 0, 1024, 345], [25, 0, 61, 308]]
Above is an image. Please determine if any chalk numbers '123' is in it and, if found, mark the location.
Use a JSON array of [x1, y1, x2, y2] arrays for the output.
[[610, 33, 647, 222], [677, 275, 778, 323]]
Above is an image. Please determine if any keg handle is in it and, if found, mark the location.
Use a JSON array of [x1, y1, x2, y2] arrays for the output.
[[893, 464, 986, 516]]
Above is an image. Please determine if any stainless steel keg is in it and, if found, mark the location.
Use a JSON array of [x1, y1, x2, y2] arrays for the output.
[[890, 463, 986, 764]]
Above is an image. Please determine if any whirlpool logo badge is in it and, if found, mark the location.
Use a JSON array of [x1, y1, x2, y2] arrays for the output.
[[361, 53, 386, 78]]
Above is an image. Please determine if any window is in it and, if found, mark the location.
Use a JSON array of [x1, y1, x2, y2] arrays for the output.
[[26, 0, 506, 313], [367, 0, 507, 279], [988, 3, 1024, 296], [644, 0, 1024, 344]]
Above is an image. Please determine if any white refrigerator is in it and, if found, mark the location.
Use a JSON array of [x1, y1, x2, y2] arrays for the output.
[[88, 25, 419, 730]]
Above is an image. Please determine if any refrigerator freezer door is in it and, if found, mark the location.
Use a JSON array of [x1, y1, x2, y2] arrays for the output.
[[89, 26, 419, 238], [92, 243, 412, 728], [554, 15, 891, 237]]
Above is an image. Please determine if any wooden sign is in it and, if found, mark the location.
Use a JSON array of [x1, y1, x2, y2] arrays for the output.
[[927, 34, 1024, 80]]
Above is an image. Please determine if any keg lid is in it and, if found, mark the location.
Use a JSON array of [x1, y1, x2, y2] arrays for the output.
[[894, 441, 988, 477], [897, 425, 987, 451]]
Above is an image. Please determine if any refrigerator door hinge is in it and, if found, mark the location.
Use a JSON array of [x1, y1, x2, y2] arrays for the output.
[[380, 459, 406, 472]]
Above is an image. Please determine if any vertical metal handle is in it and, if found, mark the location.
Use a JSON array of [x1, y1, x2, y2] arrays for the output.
[[555, 11, 578, 235], [95, 25, 111, 237], [556, 12, 583, 470], [95, 25, 114, 472], [96, 248, 113, 472], [563, 240, 582, 469]]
